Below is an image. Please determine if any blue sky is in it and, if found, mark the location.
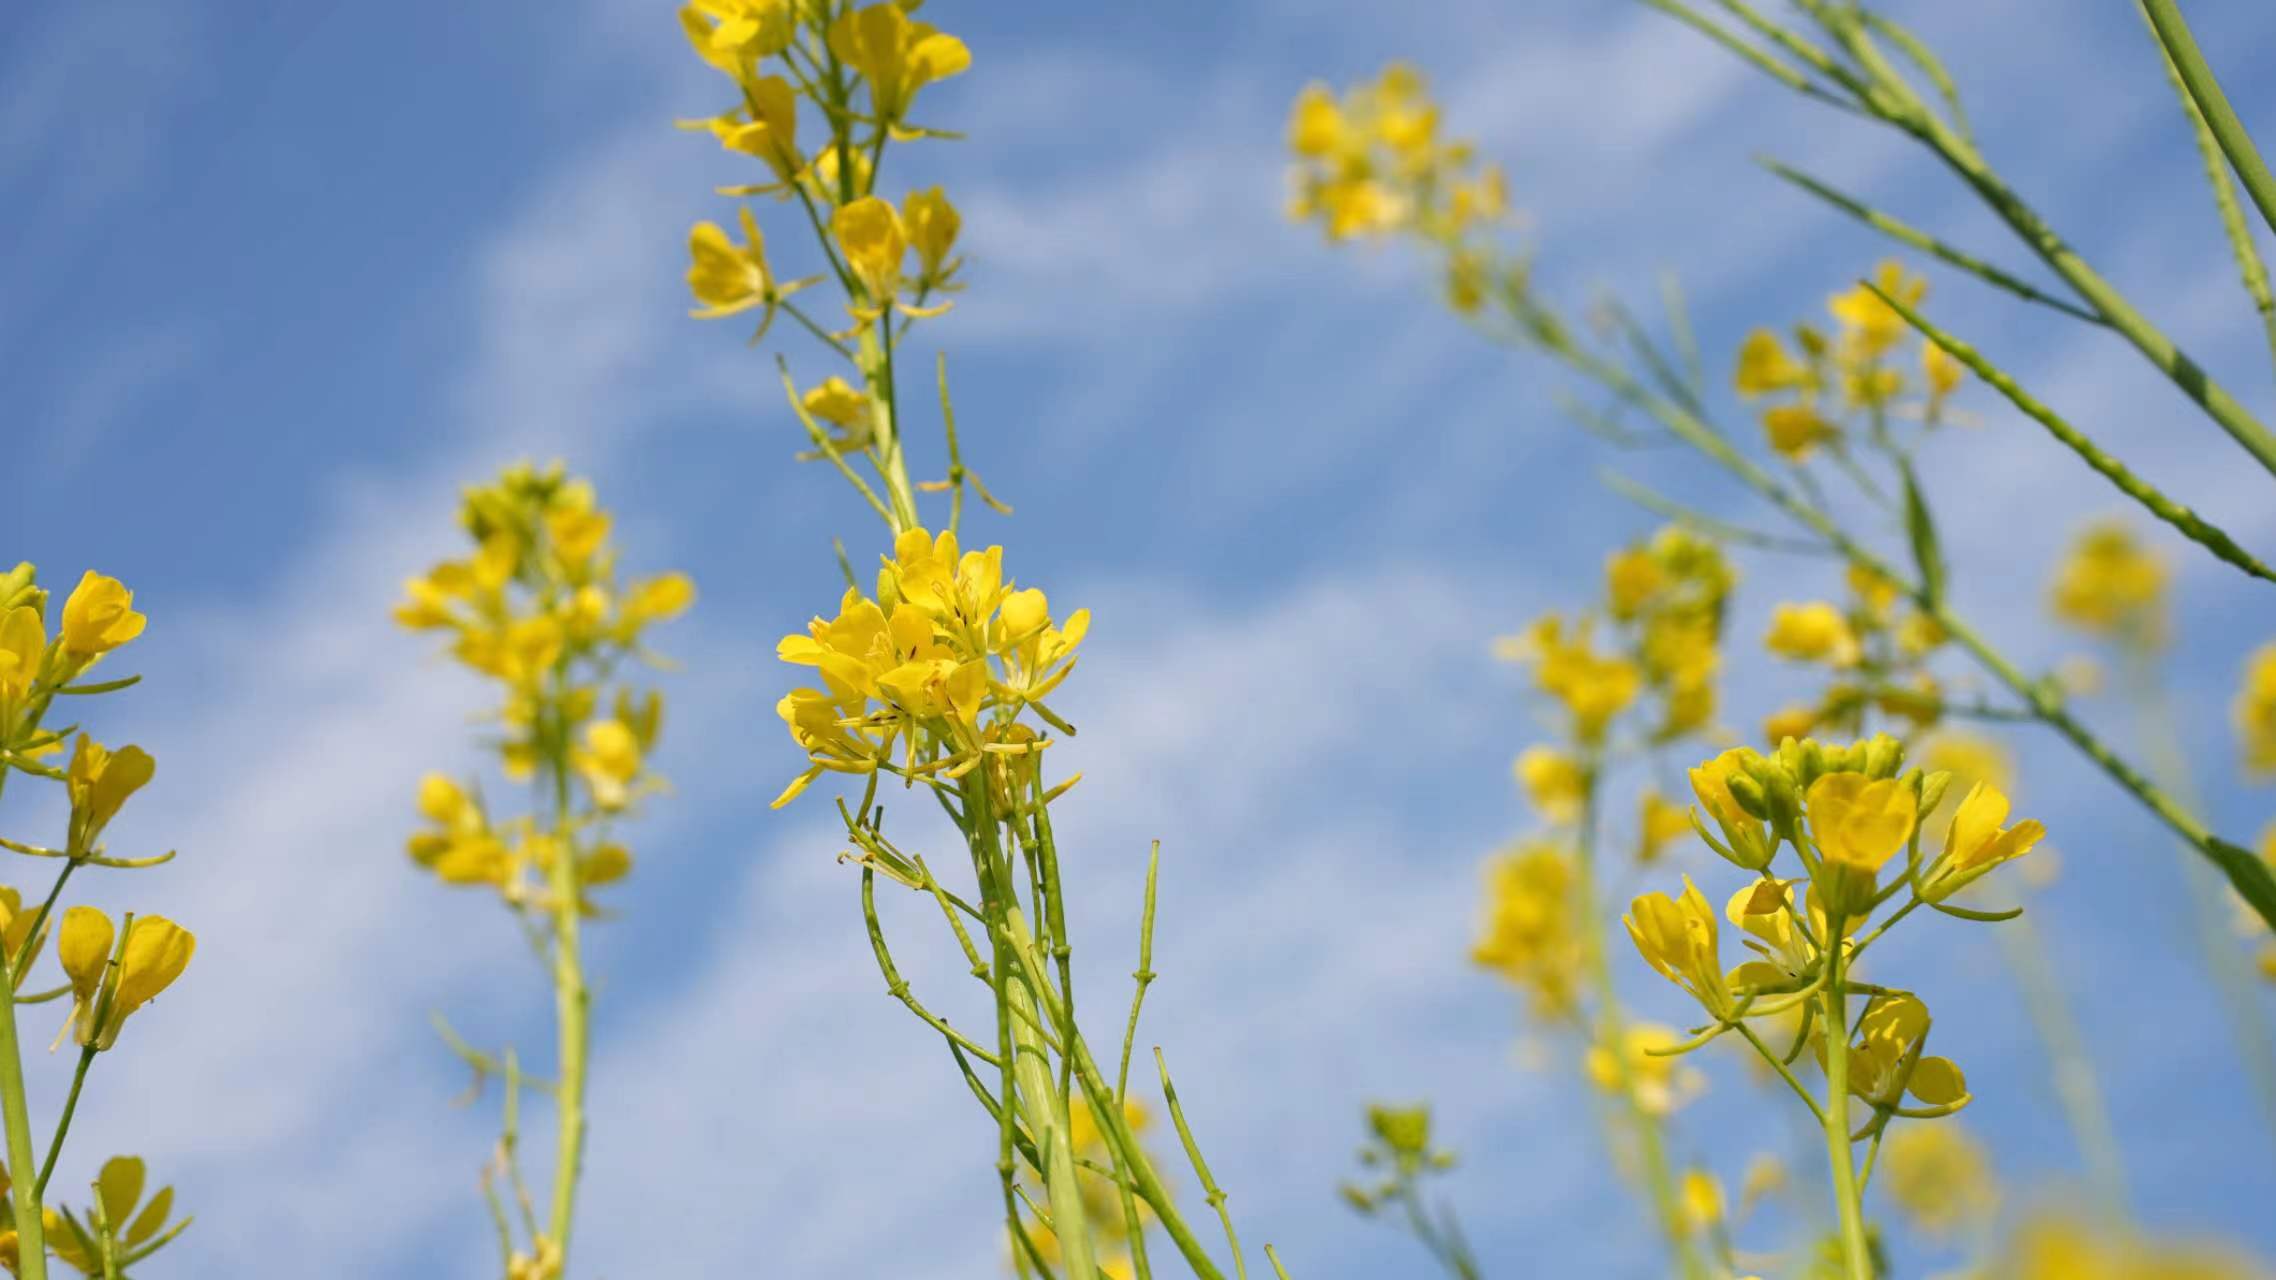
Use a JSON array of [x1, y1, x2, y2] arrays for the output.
[[7, 0, 2276, 1275]]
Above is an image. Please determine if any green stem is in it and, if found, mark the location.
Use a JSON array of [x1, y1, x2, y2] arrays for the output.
[[33, 1049, 95, 1198], [1818, 943, 1872, 1280], [2138, 0, 2276, 243], [966, 776, 1097, 1280], [0, 956, 46, 1279], [542, 710, 588, 1268]]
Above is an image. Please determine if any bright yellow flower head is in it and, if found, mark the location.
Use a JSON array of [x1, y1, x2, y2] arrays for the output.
[[678, 0, 794, 71], [59, 908, 194, 1051], [1763, 601, 1859, 667], [2049, 520, 2167, 645], [1688, 748, 1775, 871], [1804, 771, 1917, 874], [705, 73, 802, 183], [1513, 746, 1585, 823], [1921, 780, 2044, 901], [902, 186, 963, 287], [576, 719, 644, 811], [833, 195, 907, 310], [1625, 876, 1733, 1018], [1734, 329, 1810, 398], [1828, 259, 1926, 361], [687, 207, 801, 332], [1679, 1168, 1725, 1234], [59, 572, 146, 659], [1830, 993, 1966, 1110], [827, 3, 971, 130], [1760, 403, 1834, 460], [1287, 85, 1353, 159], [2236, 642, 2276, 776], [1762, 704, 1817, 745], [622, 573, 698, 629], [1472, 843, 1584, 1018], [1604, 547, 1666, 621], [65, 735, 156, 854], [0, 605, 45, 706]]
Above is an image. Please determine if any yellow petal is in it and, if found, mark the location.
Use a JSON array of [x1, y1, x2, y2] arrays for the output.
[[57, 907, 113, 999], [114, 916, 195, 1018]]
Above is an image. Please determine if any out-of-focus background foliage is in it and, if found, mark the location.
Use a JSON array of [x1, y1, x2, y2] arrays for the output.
[[4, 0, 2276, 1273]]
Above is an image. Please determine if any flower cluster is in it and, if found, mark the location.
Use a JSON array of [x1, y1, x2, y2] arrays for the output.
[[1734, 260, 1966, 462], [0, 563, 195, 1276], [1285, 64, 1509, 249], [1759, 563, 1948, 742], [2049, 520, 2168, 650], [395, 462, 691, 907], [1631, 736, 2045, 1132], [773, 527, 1088, 807], [679, 0, 971, 485], [1471, 842, 1585, 1020]]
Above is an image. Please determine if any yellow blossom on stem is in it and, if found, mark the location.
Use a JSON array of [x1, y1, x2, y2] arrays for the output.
[[833, 195, 907, 314], [1472, 843, 1584, 1019], [1688, 748, 1776, 871], [1626, 876, 1735, 1019], [1760, 403, 1835, 460], [1920, 781, 2045, 901], [1734, 329, 1811, 398], [1828, 259, 1926, 362], [1764, 601, 1859, 667], [677, 0, 794, 71], [902, 186, 963, 290], [1804, 770, 1918, 913], [705, 74, 802, 183], [58, 908, 194, 1052], [1513, 746, 1585, 823], [826, 3, 971, 133], [1637, 788, 1691, 864], [58, 572, 145, 659], [2049, 520, 2167, 645], [0, 607, 45, 709], [687, 207, 803, 335], [64, 736, 155, 854]]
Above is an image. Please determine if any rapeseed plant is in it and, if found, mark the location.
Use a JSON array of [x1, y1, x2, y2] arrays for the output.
[[396, 464, 692, 1279], [674, 6, 1275, 1276], [0, 565, 194, 1279]]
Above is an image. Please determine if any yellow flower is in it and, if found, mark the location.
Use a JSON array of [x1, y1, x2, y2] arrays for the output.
[[706, 74, 802, 183], [1679, 1169, 1725, 1234], [1763, 601, 1858, 666], [65, 735, 156, 853], [1637, 788, 1691, 864], [0, 606, 45, 706], [59, 572, 146, 658], [576, 719, 643, 811], [1920, 780, 2044, 900], [1831, 993, 1966, 1110], [1733, 329, 1810, 398], [1604, 547, 1666, 620], [546, 506, 611, 570], [1923, 733, 2014, 795], [621, 573, 697, 629], [1513, 746, 1585, 823], [1760, 403, 1834, 460], [1626, 876, 1734, 1018], [1585, 1023, 1703, 1115], [902, 187, 963, 288], [1513, 616, 1639, 743], [806, 142, 873, 202], [59, 907, 194, 1051], [678, 0, 794, 70], [1688, 748, 1775, 871], [1804, 771, 1917, 873], [1827, 259, 1926, 361], [686, 207, 799, 332], [1882, 1124, 1996, 1241], [2237, 642, 2276, 776], [1724, 879, 1820, 992], [455, 615, 565, 686], [827, 3, 971, 130], [833, 195, 907, 310], [1286, 85, 1352, 159], [1472, 843, 1584, 1018], [0, 889, 43, 990], [2049, 520, 2166, 645]]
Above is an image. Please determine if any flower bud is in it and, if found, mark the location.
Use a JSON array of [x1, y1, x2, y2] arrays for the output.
[[1919, 769, 1953, 816], [1862, 733, 1905, 779], [1725, 772, 1770, 820]]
